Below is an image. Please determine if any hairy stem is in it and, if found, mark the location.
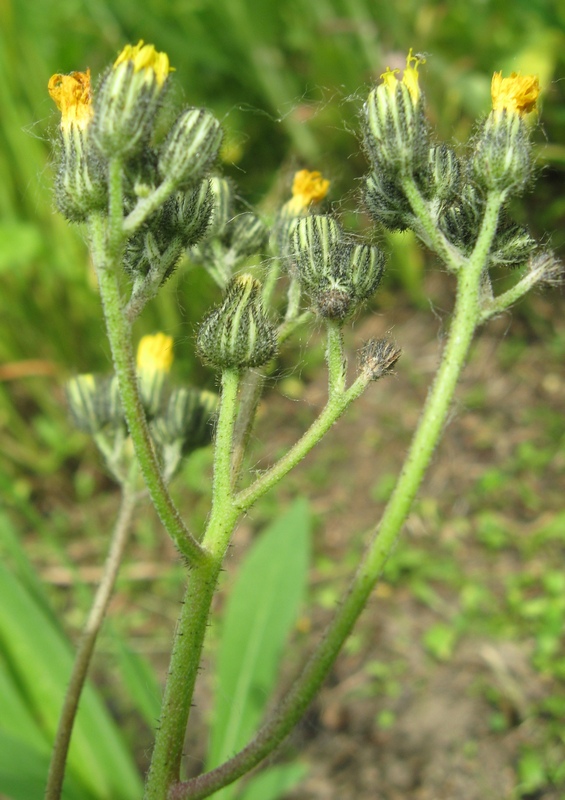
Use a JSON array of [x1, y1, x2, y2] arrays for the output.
[[169, 190, 506, 800], [144, 371, 241, 800], [44, 481, 137, 800]]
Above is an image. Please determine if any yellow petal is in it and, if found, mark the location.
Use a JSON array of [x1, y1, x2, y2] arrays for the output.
[[137, 333, 174, 374], [48, 69, 93, 130], [114, 40, 172, 87], [491, 71, 540, 116]]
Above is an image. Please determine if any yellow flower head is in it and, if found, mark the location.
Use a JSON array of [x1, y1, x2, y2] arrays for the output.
[[380, 49, 425, 104], [48, 69, 93, 131], [136, 333, 174, 374], [284, 169, 330, 215], [114, 40, 172, 88], [491, 71, 540, 116]]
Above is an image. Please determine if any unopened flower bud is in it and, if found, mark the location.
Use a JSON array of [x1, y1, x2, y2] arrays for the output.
[[152, 387, 218, 450], [348, 244, 386, 304], [472, 71, 540, 194], [66, 374, 122, 433], [224, 213, 269, 261], [93, 41, 172, 157], [421, 144, 461, 202], [206, 177, 234, 237], [359, 338, 401, 381], [490, 222, 537, 268], [290, 215, 343, 293], [197, 274, 277, 370], [168, 181, 214, 248], [363, 49, 428, 175], [136, 332, 174, 415], [364, 171, 412, 231], [158, 108, 222, 188]]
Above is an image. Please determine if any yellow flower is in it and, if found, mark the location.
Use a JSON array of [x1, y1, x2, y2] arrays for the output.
[[380, 49, 425, 104], [284, 169, 330, 215], [114, 40, 172, 88], [48, 69, 93, 131], [137, 333, 174, 374], [491, 72, 540, 116]]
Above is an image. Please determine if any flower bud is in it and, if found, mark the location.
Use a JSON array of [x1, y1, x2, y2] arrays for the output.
[[93, 41, 172, 157], [223, 212, 269, 261], [48, 70, 107, 221], [439, 186, 484, 254], [206, 177, 234, 237], [420, 144, 461, 202], [197, 274, 277, 370], [490, 222, 537, 268], [152, 387, 218, 450], [364, 171, 412, 231], [66, 374, 122, 433], [359, 338, 401, 381], [272, 170, 331, 260], [168, 181, 214, 248], [348, 244, 386, 304], [472, 71, 540, 194], [136, 332, 174, 415], [363, 50, 428, 175], [158, 108, 223, 188], [290, 214, 343, 293]]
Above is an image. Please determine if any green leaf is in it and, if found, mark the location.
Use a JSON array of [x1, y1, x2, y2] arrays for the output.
[[114, 637, 163, 729], [238, 763, 308, 800], [0, 562, 142, 799], [207, 499, 311, 796], [0, 730, 91, 800]]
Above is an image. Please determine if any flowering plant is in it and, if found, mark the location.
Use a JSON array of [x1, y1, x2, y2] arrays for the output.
[[44, 43, 560, 800]]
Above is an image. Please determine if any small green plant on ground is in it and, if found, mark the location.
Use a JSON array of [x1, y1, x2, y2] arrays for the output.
[[18, 40, 562, 799]]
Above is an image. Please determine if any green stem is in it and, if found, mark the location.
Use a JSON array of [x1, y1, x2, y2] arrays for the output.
[[95, 263, 206, 565], [144, 370, 241, 800], [402, 178, 464, 273], [123, 177, 177, 236], [235, 370, 370, 513], [326, 321, 346, 397], [45, 479, 137, 800], [170, 191, 505, 800], [90, 166, 207, 567], [478, 264, 538, 323]]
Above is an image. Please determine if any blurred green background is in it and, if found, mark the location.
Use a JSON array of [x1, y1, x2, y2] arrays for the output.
[[1, 0, 564, 499]]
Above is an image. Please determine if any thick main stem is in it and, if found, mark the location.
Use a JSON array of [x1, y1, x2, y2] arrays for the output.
[[144, 371, 241, 800], [44, 483, 137, 800], [170, 191, 505, 800]]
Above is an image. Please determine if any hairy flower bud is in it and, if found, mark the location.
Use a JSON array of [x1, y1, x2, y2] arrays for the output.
[[472, 71, 540, 194], [158, 108, 223, 188], [197, 275, 277, 370], [290, 215, 343, 292], [348, 244, 386, 304], [66, 374, 122, 433], [48, 70, 107, 221], [364, 171, 412, 231], [359, 338, 401, 381], [421, 144, 461, 202], [93, 41, 172, 157], [224, 213, 269, 261], [152, 387, 218, 451], [363, 50, 429, 176], [290, 216, 387, 320]]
